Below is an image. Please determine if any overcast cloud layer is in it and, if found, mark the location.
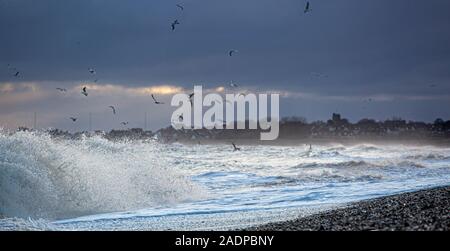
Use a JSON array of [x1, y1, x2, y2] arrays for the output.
[[1, 0, 450, 131]]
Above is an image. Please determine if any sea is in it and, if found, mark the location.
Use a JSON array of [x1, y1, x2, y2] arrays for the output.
[[1, 130, 449, 230]]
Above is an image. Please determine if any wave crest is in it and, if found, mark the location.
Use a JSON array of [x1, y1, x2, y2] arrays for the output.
[[0, 131, 205, 220]]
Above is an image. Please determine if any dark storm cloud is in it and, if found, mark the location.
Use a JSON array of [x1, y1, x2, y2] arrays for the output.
[[0, 0, 450, 129]]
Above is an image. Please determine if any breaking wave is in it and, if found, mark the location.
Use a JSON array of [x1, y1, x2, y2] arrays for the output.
[[0, 131, 205, 220]]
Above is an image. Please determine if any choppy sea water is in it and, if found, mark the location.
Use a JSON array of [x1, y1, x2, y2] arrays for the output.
[[1, 131, 449, 230]]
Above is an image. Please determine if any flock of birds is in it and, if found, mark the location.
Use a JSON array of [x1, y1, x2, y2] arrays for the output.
[[4, 1, 314, 131], [54, 68, 141, 126], [171, 1, 311, 31], [2, 1, 440, 151], [7, 2, 266, 151]]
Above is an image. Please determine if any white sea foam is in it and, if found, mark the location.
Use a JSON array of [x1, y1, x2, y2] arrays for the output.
[[0, 131, 205, 220]]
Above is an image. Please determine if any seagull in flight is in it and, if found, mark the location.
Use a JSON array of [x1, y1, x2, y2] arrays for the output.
[[14, 71, 20, 77], [88, 68, 96, 75], [232, 142, 241, 151], [151, 94, 165, 104], [171, 20, 180, 31], [56, 88, 67, 92], [188, 92, 195, 105], [176, 4, 184, 10], [229, 50, 238, 57], [229, 81, 238, 88], [81, 86, 88, 96], [109, 106, 116, 115], [304, 1, 311, 14], [69, 117, 77, 122], [121, 122, 129, 126]]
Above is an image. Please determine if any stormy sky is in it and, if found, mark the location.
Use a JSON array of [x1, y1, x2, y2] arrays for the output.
[[1, 0, 450, 131]]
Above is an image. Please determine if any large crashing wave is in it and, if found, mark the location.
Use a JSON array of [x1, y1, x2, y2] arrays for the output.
[[0, 130, 205, 220]]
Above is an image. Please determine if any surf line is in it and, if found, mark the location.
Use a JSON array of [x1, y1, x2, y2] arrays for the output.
[[171, 85, 280, 140]]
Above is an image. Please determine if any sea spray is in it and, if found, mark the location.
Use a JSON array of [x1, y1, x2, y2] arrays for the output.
[[0, 131, 206, 219]]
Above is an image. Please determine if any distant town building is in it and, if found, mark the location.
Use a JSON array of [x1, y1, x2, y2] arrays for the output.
[[332, 113, 341, 123]]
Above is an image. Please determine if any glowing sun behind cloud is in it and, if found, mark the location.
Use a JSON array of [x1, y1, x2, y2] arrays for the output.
[[73, 83, 185, 96]]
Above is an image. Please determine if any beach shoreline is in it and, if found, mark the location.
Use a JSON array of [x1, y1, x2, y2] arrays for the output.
[[243, 186, 450, 231]]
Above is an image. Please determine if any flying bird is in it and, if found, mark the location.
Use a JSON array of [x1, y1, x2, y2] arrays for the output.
[[121, 122, 129, 126], [176, 4, 184, 10], [69, 117, 77, 122], [7, 64, 19, 77], [171, 20, 180, 31], [229, 50, 238, 57], [304, 1, 311, 13], [151, 94, 165, 104], [188, 93, 195, 105], [56, 88, 67, 92], [229, 81, 238, 88], [88, 68, 96, 74], [232, 142, 241, 151], [109, 106, 116, 115], [81, 86, 88, 96]]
